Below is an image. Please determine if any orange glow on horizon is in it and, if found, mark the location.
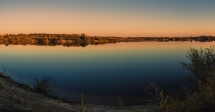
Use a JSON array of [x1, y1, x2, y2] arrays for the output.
[[1, 1, 215, 37]]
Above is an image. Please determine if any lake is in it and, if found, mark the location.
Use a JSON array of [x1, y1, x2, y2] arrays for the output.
[[0, 41, 214, 105]]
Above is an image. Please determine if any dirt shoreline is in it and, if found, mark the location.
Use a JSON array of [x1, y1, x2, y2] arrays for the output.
[[0, 72, 156, 112]]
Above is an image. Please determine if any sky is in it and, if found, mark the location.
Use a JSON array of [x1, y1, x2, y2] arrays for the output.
[[0, 0, 215, 37]]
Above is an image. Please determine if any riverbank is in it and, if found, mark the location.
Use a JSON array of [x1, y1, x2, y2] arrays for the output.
[[0, 72, 155, 112]]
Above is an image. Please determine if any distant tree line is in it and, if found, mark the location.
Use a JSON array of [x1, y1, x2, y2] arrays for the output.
[[0, 33, 215, 47]]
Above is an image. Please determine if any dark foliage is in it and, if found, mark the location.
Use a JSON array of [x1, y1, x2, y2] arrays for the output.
[[33, 77, 54, 95]]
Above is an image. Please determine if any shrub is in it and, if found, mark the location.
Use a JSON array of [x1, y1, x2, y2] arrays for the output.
[[180, 45, 215, 84], [143, 45, 215, 112], [33, 77, 54, 95], [141, 81, 169, 111], [178, 46, 215, 111]]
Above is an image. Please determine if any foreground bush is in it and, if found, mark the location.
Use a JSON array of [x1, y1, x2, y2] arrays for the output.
[[33, 77, 54, 95], [173, 46, 215, 112], [181, 45, 215, 85], [144, 46, 215, 112]]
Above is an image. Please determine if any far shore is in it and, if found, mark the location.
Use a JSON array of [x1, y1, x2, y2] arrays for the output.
[[0, 34, 214, 47]]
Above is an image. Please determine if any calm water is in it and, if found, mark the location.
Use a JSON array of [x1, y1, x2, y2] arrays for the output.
[[0, 42, 214, 105]]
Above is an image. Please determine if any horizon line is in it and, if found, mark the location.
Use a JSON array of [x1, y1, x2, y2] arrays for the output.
[[0, 33, 214, 38]]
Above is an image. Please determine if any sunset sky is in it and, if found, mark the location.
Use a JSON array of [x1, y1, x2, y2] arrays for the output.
[[0, 0, 215, 37]]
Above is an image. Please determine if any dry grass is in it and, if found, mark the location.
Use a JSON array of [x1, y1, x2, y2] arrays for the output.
[[33, 77, 54, 95]]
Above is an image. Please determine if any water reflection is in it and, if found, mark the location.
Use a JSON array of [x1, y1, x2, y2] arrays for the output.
[[0, 41, 214, 105]]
